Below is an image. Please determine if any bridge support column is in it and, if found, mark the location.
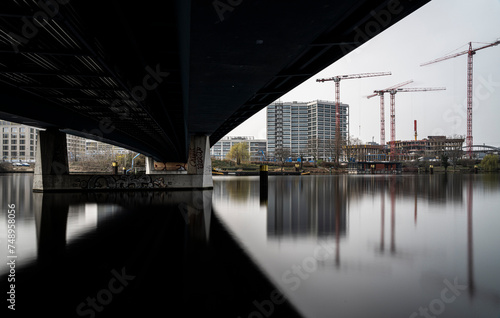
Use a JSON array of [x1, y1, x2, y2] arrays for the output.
[[186, 135, 213, 188], [144, 135, 212, 189], [145, 156, 154, 174], [32, 131, 212, 191], [33, 129, 70, 192]]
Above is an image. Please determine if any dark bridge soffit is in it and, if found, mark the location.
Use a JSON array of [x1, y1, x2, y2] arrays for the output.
[[0, 0, 430, 162], [0, 0, 188, 161], [205, 0, 431, 146]]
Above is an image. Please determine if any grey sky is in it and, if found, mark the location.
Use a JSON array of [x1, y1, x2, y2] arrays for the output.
[[227, 0, 500, 147]]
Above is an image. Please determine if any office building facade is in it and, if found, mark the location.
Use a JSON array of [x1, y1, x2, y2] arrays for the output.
[[2, 120, 129, 163], [266, 101, 308, 159], [67, 134, 87, 161], [1, 121, 38, 162], [210, 136, 267, 161], [85, 139, 130, 156], [267, 100, 348, 160]]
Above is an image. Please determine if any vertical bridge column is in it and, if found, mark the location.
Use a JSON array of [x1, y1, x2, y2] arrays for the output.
[[33, 129, 69, 192], [145, 156, 155, 174], [145, 135, 213, 189], [187, 135, 213, 188]]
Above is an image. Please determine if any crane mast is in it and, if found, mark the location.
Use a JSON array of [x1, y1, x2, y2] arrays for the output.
[[421, 40, 500, 158], [382, 87, 446, 160], [317, 72, 391, 165], [368, 80, 413, 148]]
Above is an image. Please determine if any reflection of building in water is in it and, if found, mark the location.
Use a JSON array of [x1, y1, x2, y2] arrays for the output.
[[0, 174, 35, 217], [213, 178, 257, 203], [267, 177, 347, 238], [66, 203, 122, 243], [266, 174, 464, 239]]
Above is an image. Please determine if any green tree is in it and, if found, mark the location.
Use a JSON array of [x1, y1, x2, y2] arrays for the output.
[[226, 142, 250, 165], [480, 154, 499, 171], [441, 153, 450, 172]]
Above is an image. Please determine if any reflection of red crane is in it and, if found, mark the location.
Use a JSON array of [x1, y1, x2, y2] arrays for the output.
[[467, 177, 475, 297], [367, 80, 413, 147], [373, 87, 446, 160], [421, 40, 500, 158], [317, 72, 391, 164]]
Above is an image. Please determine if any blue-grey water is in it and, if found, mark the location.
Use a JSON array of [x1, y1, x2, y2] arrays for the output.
[[1, 173, 500, 317]]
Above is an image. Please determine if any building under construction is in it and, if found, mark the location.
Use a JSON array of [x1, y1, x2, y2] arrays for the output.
[[344, 136, 464, 162], [343, 144, 386, 162], [394, 136, 464, 161]]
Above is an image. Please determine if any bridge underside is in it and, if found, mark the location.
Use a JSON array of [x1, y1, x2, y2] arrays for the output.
[[0, 0, 429, 162]]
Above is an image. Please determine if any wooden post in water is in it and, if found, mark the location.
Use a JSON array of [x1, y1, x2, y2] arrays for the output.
[[260, 165, 268, 204]]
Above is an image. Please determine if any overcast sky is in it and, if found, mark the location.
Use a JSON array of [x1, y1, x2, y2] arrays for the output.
[[226, 0, 500, 147]]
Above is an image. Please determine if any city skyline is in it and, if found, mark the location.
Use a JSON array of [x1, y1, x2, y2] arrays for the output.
[[226, 0, 500, 148]]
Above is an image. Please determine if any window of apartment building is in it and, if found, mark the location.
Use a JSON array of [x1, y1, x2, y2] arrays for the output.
[[11, 134, 17, 139], [20, 152, 25, 156], [30, 152, 34, 157], [11, 128, 17, 133], [2, 146, 8, 150], [11, 152, 17, 157], [2, 133, 7, 138], [2, 127, 9, 133], [3, 140, 8, 144], [11, 140, 16, 145], [20, 146, 25, 151], [11, 146, 17, 150], [2, 151, 8, 157], [20, 128, 25, 133]]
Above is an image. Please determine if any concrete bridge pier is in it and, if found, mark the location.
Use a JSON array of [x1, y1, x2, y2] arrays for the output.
[[33, 129, 70, 192], [33, 130, 213, 191], [145, 135, 213, 189]]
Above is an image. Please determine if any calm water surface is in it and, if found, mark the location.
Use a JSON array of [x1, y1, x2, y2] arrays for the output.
[[1, 173, 499, 317], [212, 174, 500, 318]]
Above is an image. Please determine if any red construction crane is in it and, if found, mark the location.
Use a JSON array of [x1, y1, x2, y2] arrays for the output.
[[421, 40, 500, 158], [317, 72, 391, 164], [383, 87, 446, 160], [367, 80, 413, 147]]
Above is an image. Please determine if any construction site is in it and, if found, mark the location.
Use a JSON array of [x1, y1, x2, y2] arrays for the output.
[[310, 40, 500, 168]]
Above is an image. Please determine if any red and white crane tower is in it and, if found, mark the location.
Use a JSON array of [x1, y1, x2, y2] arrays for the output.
[[421, 40, 500, 158], [367, 80, 413, 148], [316, 72, 391, 164], [375, 87, 446, 160]]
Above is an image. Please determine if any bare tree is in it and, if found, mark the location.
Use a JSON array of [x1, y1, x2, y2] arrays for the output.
[[446, 134, 465, 169], [325, 139, 336, 162], [274, 147, 292, 171], [344, 135, 362, 162], [307, 138, 321, 166]]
